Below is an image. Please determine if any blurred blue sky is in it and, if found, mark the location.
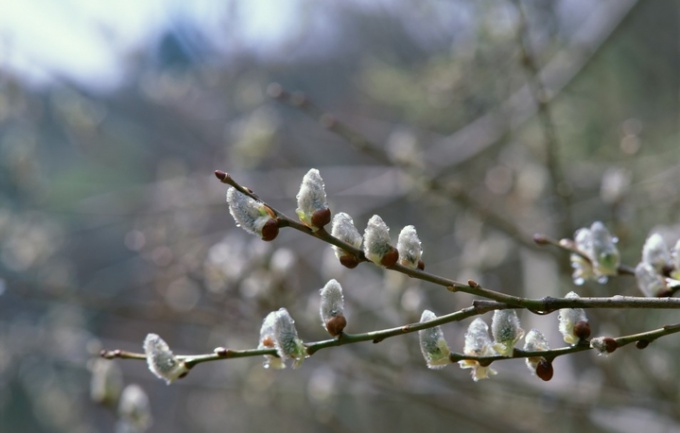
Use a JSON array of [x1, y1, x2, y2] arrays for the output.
[[0, 0, 305, 90], [0, 0, 603, 92]]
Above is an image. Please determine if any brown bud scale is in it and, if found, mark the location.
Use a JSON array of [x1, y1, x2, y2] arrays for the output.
[[339, 254, 360, 269], [325, 314, 347, 337], [661, 264, 674, 278], [214, 347, 228, 357], [417, 260, 425, 271], [635, 339, 650, 349], [656, 288, 673, 298], [380, 247, 399, 268], [261, 219, 280, 242], [573, 321, 591, 341], [603, 337, 618, 353], [263, 205, 276, 218], [311, 208, 331, 229], [261, 336, 275, 348], [536, 358, 553, 381], [533, 234, 549, 245]]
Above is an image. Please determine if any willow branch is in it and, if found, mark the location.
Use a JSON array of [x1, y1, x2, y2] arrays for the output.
[[510, 0, 573, 235], [534, 232, 636, 276], [216, 170, 680, 310], [100, 319, 680, 369]]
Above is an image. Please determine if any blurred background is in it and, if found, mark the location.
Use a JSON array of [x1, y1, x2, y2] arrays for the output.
[[0, 0, 679, 432]]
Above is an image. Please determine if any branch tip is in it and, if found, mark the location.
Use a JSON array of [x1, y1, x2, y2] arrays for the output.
[[214, 347, 229, 357], [214, 170, 229, 182], [533, 234, 549, 245]]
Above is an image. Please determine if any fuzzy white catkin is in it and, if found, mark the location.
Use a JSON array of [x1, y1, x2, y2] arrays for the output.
[[273, 308, 305, 365], [589, 336, 618, 356], [570, 227, 595, 285], [558, 292, 588, 344], [574, 227, 593, 257], [459, 318, 497, 381], [635, 262, 667, 297], [524, 329, 550, 352], [363, 215, 393, 264], [523, 329, 550, 373], [418, 310, 450, 369], [143, 334, 188, 384], [463, 318, 494, 355], [118, 384, 152, 430], [589, 221, 620, 277], [672, 240, 680, 279], [90, 358, 123, 405], [319, 279, 345, 324], [258, 311, 285, 369], [331, 212, 362, 255], [642, 233, 670, 272], [491, 310, 524, 356], [226, 187, 270, 236], [296, 168, 328, 227], [397, 225, 422, 269]]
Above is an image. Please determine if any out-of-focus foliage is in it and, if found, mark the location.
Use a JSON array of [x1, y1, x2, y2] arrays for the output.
[[0, 1, 679, 432]]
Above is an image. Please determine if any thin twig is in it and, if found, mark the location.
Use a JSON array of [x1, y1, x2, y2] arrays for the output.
[[216, 170, 680, 310], [534, 232, 636, 276], [510, 0, 573, 235], [266, 84, 538, 251], [100, 320, 680, 369]]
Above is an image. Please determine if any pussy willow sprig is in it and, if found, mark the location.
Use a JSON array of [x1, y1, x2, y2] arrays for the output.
[[101, 168, 680, 384], [533, 233, 635, 276], [534, 232, 680, 296], [100, 317, 680, 383], [100, 310, 680, 370]]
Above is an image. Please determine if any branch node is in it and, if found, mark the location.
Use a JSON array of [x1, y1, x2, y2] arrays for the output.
[[635, 340, 650, 350], [533, 233, 549, 245], [214, 347, 229, 357]]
